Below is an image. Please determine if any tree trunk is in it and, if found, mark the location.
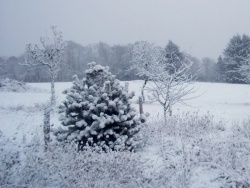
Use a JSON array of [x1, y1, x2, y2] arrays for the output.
[[43, 107, 50, 152], [51, 77, 56, 107], [141, 79, 148, 102], [164, 106, 167, 124]]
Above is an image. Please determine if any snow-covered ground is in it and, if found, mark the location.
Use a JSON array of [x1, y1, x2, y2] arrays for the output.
[[29, 80, 250, 120], [0, 80, 250, 187], [0, 80, 250, 143], [127, 80, 250, 121]]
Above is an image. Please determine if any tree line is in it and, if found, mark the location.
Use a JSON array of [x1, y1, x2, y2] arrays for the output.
[[0, 34, 250, 84]]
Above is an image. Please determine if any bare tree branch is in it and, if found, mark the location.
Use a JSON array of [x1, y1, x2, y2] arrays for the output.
[[22, 26, 66, 107], [130, 41, 197, 121]]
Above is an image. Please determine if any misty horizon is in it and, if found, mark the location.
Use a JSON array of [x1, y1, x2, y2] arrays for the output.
[[1, 0, 250, 59]]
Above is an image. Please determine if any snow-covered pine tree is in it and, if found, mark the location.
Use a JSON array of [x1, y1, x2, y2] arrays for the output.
[[58, 62, 144, 151]]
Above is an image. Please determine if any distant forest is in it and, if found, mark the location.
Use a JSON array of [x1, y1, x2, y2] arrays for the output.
[[1, 35, 249, 83]]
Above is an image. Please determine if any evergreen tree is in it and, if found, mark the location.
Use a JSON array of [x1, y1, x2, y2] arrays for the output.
[[223, 34, 250, 83], [58, 62, 144, 151], [165, 40, 184, 74]]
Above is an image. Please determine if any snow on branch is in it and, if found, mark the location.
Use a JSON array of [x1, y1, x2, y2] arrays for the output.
[[22, 26, 66, 107], [23, 26, 66, 77], [130, 41, 197, 119]]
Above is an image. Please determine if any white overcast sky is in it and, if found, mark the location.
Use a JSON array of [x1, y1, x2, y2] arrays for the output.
[[0, 0, 250, 59]]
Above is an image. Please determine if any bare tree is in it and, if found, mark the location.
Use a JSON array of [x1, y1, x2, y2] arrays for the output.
[[131, 41, 196, 120], [24, 26, 66, 106], [130, 41, 165, 102], [146, 59, 196, 120]]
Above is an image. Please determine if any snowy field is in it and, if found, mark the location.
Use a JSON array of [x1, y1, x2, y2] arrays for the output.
[[1, 80, 250, 187], [1, 80, 249, 139]]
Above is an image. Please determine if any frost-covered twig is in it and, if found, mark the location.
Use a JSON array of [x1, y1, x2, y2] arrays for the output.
[[23, 26, 66, 107]]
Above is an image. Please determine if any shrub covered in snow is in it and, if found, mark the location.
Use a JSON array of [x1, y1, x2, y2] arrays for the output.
[[1, 113, 250, 187], [0, 135, 146, 188], [141, 113, 250, 188], [0, 78, 29, 92], [58, 62, 145, 151], [0, 78, 48, 93]]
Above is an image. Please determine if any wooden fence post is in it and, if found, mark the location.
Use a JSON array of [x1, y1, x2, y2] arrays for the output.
[[125, 82, 129, 92], [139, 96, 144, 115]]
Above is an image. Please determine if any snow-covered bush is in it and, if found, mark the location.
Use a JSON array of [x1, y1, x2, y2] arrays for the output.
[[206, 120, 250, 188], [0, 78, 28, 92], [9, 140, 148, 188], [1, 111, 249, 187], [140, 112, 231, 188], [0, 134, 169, 188], [58, 62, 145, 151], [151, 114, 250, 188], [0, 135, 21, 187], [0, 78, 48, 93]]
